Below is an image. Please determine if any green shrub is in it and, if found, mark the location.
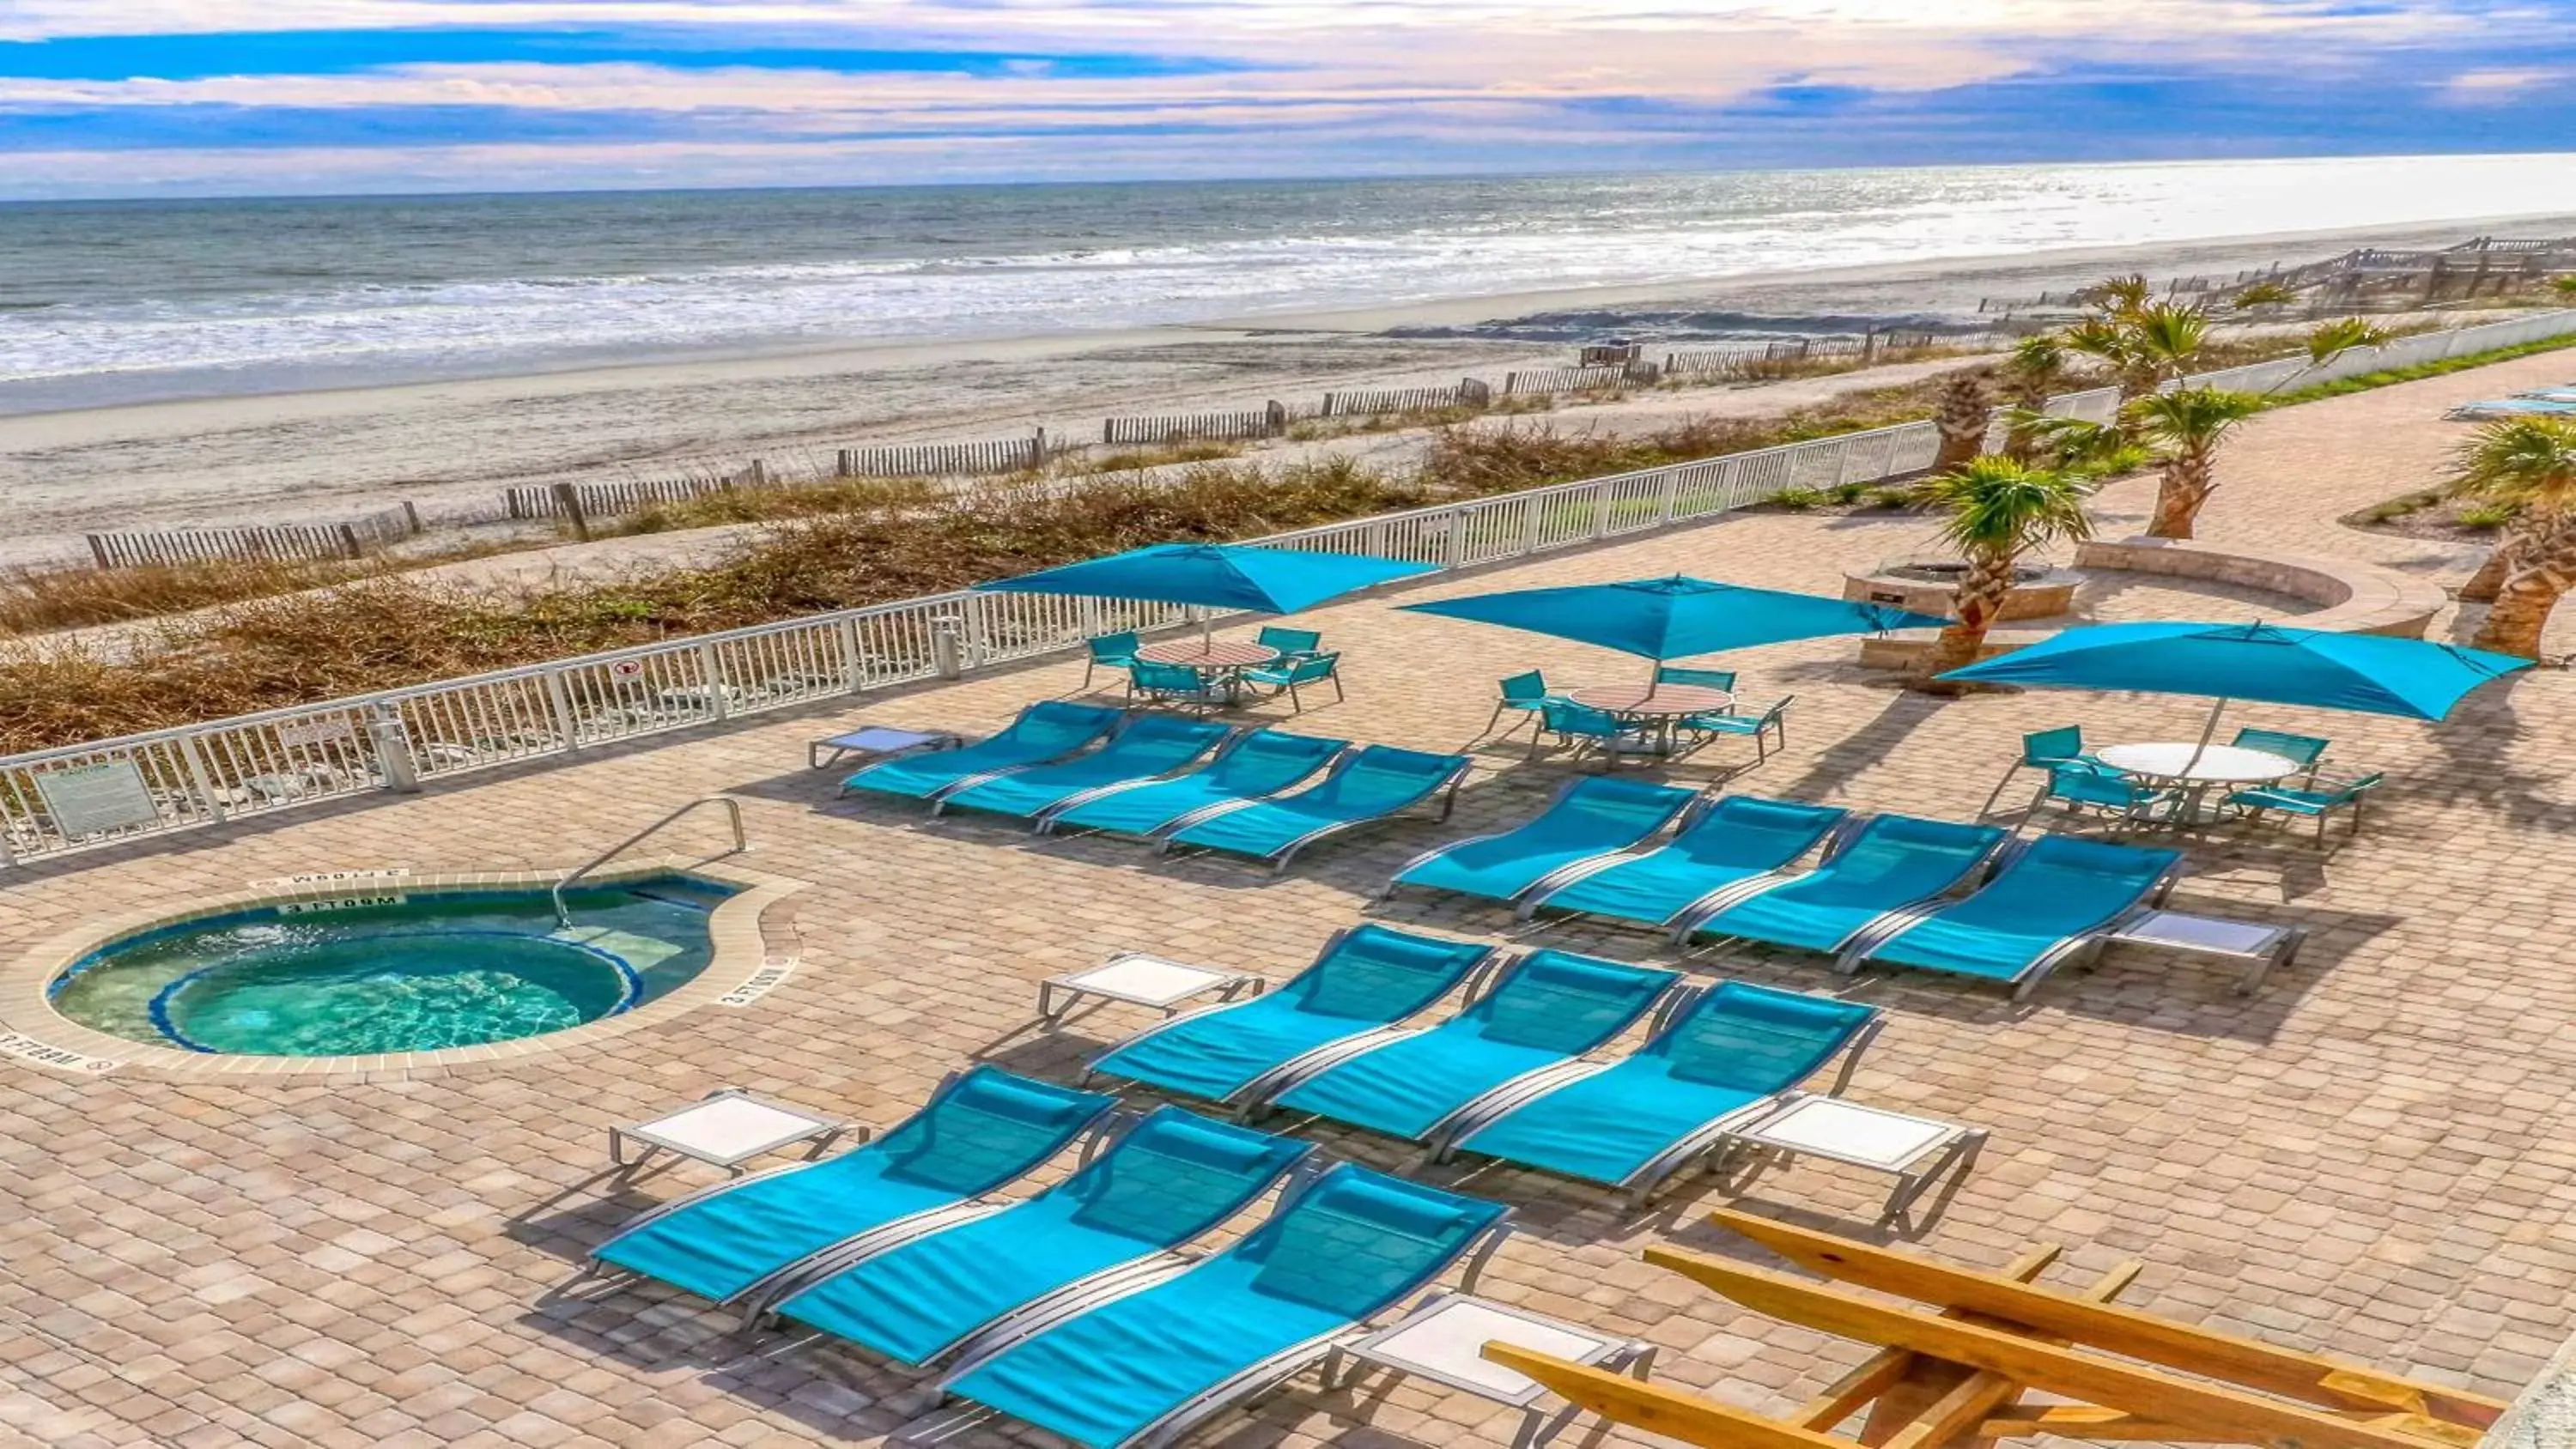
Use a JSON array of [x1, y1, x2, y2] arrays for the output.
[[2456, 502, 2518, 530]]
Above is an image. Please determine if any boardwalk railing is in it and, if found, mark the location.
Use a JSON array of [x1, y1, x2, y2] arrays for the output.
[[84, 505, 422, 570], [7, 308, 2571, 869]]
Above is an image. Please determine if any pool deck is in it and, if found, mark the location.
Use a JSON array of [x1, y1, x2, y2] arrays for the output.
[[4, 349, 2576, 1449]]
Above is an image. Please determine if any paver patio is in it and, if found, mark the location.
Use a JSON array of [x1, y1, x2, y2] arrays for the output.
[[3, 349, 2574, 1449]]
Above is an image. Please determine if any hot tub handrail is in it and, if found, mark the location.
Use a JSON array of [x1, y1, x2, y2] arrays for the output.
[[553, 796, 747, 926]]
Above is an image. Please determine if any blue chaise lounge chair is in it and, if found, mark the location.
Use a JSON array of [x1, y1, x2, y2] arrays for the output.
[[1381, 777, 1698, 907], [841, 702, 1125, 803], [1159, 744, 1471, 871], [1842, 834, 2184, 999], [934, 1165, 1510, 1449], [1036, 730, 1348, 838], [1674, 814, 2009, 952], [1084, 925, 1497, 1110], [586, 1067, 1115, 1309], [760, 1106, 1312, 1367], [1437, 981, 1879, 1205], [1517, 795, 1849, 929], [1265, 949, 1679, 1146], [933, 715, 1234, 820]]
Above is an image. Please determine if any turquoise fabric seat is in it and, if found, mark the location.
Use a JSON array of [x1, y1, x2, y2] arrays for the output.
[[1163, 745, 1469, 869], [935, 715, 1232, 820], [1086, 925, 1493, 1106], [773, 1107, 1309, 1367], [592, 1068, 1113, 1306], [1040, 731, 1348, 837], [1856, 834, 2181, 996], [943, 1166, 1509, 1449], [1523, 795, 1847, 927], [1449, 982, 1875, 1199], [1681, 815, 2008, 953], [843, 702, 1124, 801], [1388, 777, 1697, 906], [1270, 950, 1676, 1142]]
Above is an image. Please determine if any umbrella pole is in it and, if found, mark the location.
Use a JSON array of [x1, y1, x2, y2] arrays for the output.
[[1643, 657, 1660, 699], [2180, 695, 2229, 775]]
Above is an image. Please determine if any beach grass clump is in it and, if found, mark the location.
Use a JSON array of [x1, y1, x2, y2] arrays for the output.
[[0, 558, 382, 637]]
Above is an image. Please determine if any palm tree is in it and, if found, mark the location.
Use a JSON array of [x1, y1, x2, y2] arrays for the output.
[[1997, 336, 2070, 462], [1932, 367, 1997, 473], [2063, 300, 2212, 400], [2094, 274, 2154, 313], [2451, 416, 2576, 658], [2303, 317, 2392, 367], [2230, 281, 2298, 312], [1911, 457, 2095, 692], [2127, 387, 2267, 538]]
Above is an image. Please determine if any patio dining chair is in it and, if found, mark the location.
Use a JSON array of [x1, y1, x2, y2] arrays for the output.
[[1084, 631, 1142, 689], [1977, 725, 2104, 817], [1486, 670, 1558, 739], [1126, 660, 1231, 712], [1679, 695, 1792, 764], [2229, 727, 2330, 783], [1655, 665, 1737, 694], [1255, 626, 1324, 659], [1528, 699, 1649, 769], [1240, 652, 1343, 712], [2036, 761, 2178, 829], [2223, 771, 2384, 847]]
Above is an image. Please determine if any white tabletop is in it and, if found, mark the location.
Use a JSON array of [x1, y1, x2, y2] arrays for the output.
[[1349, 1295, 1621, 1404], [628, 1094, 836, 1164], [2096, 742, 2301, 785], [2117, 910, 2287, 956], [1060, 954, 1242, 1007], [1738, 1097, 1959, 1172]]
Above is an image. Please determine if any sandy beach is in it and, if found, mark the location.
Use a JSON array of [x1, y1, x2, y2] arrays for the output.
[[6, 209, 2573, 567]]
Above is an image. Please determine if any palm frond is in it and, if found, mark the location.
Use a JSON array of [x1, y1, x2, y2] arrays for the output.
[[2449, 416, 2576, 512], [2122, 386, 2265, 448], [2305, 317, 2393, 366], [1920, 456, 2095, 556]]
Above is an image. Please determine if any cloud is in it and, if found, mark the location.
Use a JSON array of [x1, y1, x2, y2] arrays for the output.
[[0, 1, 2572, 195]]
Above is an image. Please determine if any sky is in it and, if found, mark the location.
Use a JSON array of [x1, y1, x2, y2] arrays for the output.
[[1, 0, 2573, 198]]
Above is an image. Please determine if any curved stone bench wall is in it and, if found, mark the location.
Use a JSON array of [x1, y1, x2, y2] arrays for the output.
[[1856, 535, 2445, 669]]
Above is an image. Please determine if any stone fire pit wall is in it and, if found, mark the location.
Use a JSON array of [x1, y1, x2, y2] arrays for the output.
[[1856, 535, 2446, 669]]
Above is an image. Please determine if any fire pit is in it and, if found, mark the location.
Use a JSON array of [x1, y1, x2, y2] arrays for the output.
[[1841, 556, 2076, 622]]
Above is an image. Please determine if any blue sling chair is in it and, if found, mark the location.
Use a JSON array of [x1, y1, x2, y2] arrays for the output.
[[1380, 776, 1698, 909], [1840, 834, 2184, 1000], [1674, 814, 2011, 953], [933, 1164, 1511, 1449], [757, 1106, 1312, 1368], [585, 1067, 1115, 1311]]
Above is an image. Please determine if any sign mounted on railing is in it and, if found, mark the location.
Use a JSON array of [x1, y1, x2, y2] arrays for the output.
[[33, 761, 160, 840]]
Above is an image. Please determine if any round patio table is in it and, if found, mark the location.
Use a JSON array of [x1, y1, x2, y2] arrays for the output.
[[1135, 639, 1281, 705], [2096, 742, 2301, 827], [1565, 683, 1735, 755], [1136, 640, 1281, 669]]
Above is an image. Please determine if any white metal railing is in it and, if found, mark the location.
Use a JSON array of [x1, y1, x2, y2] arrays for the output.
[[6, 310, 2571, 869]]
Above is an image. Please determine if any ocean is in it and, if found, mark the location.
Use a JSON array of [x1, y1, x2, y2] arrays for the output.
[[5, 153, 2575, 415]]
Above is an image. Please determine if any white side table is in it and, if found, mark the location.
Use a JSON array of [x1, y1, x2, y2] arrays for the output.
[[810, 725, 963, 770], [611, 1089, 856, 1177], [1327, 1292, 1655, 1449], [1037, 953, 1265, 1025], [1728, 1095, 1984, 1220], [2108, 909, 2306, 994]]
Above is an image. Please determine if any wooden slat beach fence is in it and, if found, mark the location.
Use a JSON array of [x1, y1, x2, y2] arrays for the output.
[[837, 431, 1053, 478], [85, 504, 422, 570], [504, 463, 770, 521], [1501, 363, 1660, 397], [1102, 403, 1289, 445], [1319, 379, 1492, 416]]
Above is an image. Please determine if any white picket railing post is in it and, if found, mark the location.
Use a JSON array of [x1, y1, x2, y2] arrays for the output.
[[174, 735, 228, 824], [543, 669, 582, 751], [696, 644, 730, 720], [836, 615, 866, 694]]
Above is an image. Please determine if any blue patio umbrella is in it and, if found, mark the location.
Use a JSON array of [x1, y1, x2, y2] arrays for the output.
[[1937, 620, 2530, 768], [974, 543, 1438, 641], [1399, 575, 1948, 688]]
